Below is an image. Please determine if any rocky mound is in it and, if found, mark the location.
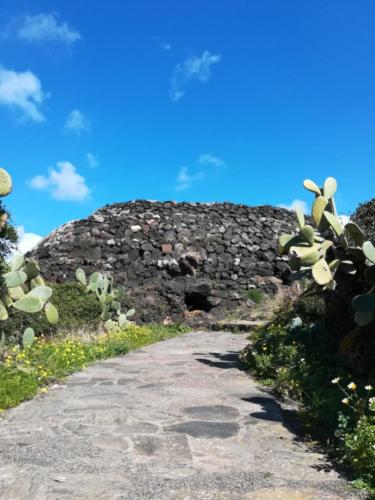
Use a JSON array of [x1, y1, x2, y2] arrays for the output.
[[353, 198, 375, 242], [30, 201, 297, 323]]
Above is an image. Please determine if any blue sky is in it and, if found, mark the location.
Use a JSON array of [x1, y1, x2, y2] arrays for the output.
[[0, 1, 374, 248]]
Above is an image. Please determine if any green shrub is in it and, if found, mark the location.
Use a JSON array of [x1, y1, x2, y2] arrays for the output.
[[294, 294, 326, 323], [246, 288, 264, 304], [50, 282, 102, 331], [341, 416, 375, 483], [241, 300, 375, 488], [0, 366, 38, 408], [2, 282, 102, 340]]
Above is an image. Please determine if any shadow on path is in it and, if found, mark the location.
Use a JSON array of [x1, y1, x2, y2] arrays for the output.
[[195, 350, 246, 370]]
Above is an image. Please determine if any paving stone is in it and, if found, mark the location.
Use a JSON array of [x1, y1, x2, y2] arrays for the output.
[[182, 404, 240, 420], [165, 420, 240, 439]]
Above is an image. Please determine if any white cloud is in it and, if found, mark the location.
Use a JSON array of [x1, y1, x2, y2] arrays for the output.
[[162, 42, 171, 51], [15, 13, 81, 45], [278, 199, 309, 214], [175, 166, 204, 191], [198, 153, 225, 168], [64, 109, 90, 135], [0, 65, 47, 122], [15, 226, 43, 255], [29, 162, 90, 201], [170, 50, 221, 102], [86, 152, 99, 168]]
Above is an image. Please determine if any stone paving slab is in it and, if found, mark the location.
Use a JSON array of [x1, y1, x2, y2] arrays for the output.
[[0, 331, 364, 499]]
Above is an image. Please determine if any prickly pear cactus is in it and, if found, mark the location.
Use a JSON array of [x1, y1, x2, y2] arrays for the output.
[[76, 267, 134, 332], [0, 168, 59, 347], [279, 176, 375, 327]]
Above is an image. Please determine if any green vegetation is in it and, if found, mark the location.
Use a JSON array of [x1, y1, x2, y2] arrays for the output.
[[2, 282, 101, 341], [1, 253, 59, 346], [241, 300, 375, 490], [246, 288, 264, 304], [0, 323, 189, 411], [51, 282, 102, 331], [279, 175, 375, 329], [75, 267, 135, 332], [0, 167, 189, 414], [243, 175, 375, 492]]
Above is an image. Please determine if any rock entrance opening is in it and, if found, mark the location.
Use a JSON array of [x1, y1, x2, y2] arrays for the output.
[[184, 291, 212, 313]]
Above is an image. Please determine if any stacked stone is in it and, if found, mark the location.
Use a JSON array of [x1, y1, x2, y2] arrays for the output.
[[353, 198, 375, 243], [29, 200, 297, 322]]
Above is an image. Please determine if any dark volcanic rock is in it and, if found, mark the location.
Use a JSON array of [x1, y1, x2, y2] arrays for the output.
[[29, 200, 297, 323], [353, 198, 375, 242]]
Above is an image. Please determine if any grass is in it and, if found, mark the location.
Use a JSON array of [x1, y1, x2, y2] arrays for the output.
[[246, 288, 264, 304], [0, 323, 189, 411]]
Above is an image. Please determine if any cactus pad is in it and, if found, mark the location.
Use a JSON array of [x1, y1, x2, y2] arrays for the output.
[[0, 168, 12, 196], [312, 258, 332, 285], [323, 177, 337, 199], [363, 241, 375, 264], [303, 179, 321, 196]]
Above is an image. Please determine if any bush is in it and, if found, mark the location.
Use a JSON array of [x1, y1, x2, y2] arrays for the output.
[[241, 298, 375, 488], [50, 282, 102, 331], [2, 282, 102, 340], [0, 367, 38, 408], [294, 294, 326, 323], [341, 416, 375, 483]]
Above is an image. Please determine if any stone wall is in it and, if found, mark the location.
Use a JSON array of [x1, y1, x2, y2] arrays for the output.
[[30, 201, 297, 323]]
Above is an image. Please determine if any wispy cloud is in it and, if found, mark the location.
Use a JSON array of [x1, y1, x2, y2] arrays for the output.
[[198, 153, 225, 168], [162, 42, 171, 51], [13, 13, 81, 46], [86, 152, 99, 168], [170, 50, 221, 102], [29, 162, 90, 202], [175, 166, 204, 191], [278, 199, 308, 214], [0, 65, 47, 122], [152, 36, 172, 51], [64, 109, 90, 135]]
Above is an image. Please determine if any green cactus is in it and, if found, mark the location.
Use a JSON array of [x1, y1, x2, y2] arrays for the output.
[[76, 268, 87, 286], [363, 241, 375, 264], [323, 176, 337, 199], [22, 327, 35, 348], [4, 270, 28, 288], [303, 179, 321, 196], [0, 169, 59, 346], [23, 262, 40, 280], [300, 225, 315, 246], [27, 286, 52, 301], [44, 303, 59, 324], [76, 268, 135, 332], [0, 168, 12, 196], [0, 301, 8, 321], [10, 254, 24, 271], [279, 176, 375, 327], [311, 196, 328, 226], [13, 295, 44, 313]]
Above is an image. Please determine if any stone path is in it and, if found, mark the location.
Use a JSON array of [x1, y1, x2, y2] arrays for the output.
[[0, 331, 363, 499]]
